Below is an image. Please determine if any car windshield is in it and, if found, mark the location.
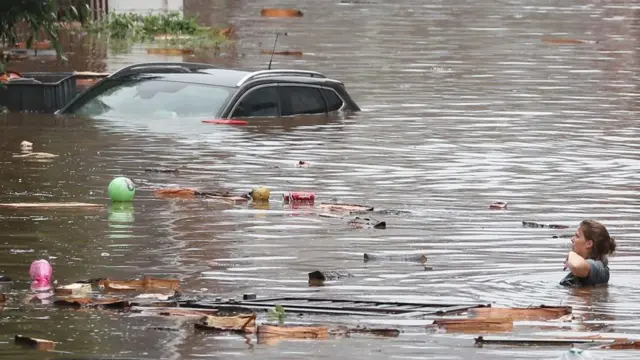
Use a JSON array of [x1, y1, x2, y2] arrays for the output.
[[69, 77, 234, 119]]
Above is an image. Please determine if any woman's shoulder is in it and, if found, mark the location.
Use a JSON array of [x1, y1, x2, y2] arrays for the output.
[[560, 259, 610, 287]]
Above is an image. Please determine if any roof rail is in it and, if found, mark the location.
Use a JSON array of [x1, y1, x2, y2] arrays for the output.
[[108, 62, 218, 80], [236, 69, 326, 86]]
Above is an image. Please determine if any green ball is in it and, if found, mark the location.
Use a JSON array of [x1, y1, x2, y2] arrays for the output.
[[108, 177, 135, 202]]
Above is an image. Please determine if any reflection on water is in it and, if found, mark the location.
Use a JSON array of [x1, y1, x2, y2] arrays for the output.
[[1, 0, 640, 359]]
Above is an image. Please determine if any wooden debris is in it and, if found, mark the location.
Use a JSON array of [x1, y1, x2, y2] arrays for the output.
[[195, 313, 257, 333], [0, 202, 103, 209], [54, 283, 92, 296], [218, 27, 235, 38], [522, 221, 570, 229], [98, 276, 180, 293], [131, 306, 218, 317], [318, 203, 374, 213], [363, 253, 427, 264], [260, 49, 303, 57], [348, 326, 400, 337], [145, 167, 179, 173], [12, 152, 58, 159], [475, 335, 613, 346], [308, 270, 353, 287], [146, 48, 195, 55], [348, 216, 386, 229], [432, 317, 513, 333], [53, 297, 130, 309], [541, 37, 589, 45], [489, 201, 507, 209], [260, 8, 304, 17], [600, 340, 640, 349], [257, 324, 329, 340], [14, 335, 56, 351], [470, 306, 571, 321]]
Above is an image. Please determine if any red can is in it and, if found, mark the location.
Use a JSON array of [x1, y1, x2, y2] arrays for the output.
[[283, 192, 315, 203]]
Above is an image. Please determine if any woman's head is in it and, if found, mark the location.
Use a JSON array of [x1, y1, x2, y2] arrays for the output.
[[572, 220, 616, 264]]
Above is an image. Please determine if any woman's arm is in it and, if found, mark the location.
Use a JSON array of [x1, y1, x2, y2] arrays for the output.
[[565, 251, 591, 278]]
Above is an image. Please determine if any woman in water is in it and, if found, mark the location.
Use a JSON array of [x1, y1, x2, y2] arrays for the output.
[[560, 220, 616, 287]]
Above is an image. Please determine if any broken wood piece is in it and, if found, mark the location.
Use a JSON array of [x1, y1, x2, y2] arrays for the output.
[[257, 324, 329, 340], [318, 203, 374, 213], [131, 306, 218, 317], [522, 221, 570, 229], [195, 313, 257, 333], [489, 201, 507, 209], [348, 216, 386, 229], [432, 317, 513, 333], [363, 253, 428, 264], [53, 283, 92, 296], [260, 49, 303, 57], [98, 276, 180, 293], [14, 335, 56, 351], [600, 339, 640, 349], [260, 8, 304, 17], [12, 152, 58, 159], [541, 37, 590, 45], [53, 297, 130, 309], [470, 306, 571, 321], [474, 335, 614, 347], [145, 167, 179, 173], [348, 326, 400, 337], [146, 48, 195, 55], [0, 202, 103, 209], [308, 270, 353, 286]]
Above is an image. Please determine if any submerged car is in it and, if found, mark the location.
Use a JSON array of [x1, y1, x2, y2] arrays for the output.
[[57, 62, 360, 120]]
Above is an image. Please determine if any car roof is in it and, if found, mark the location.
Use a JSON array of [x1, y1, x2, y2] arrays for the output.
[[109, 62, 335, 88]]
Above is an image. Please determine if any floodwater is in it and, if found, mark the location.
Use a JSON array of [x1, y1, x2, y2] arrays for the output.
[[1, 0, 640, 358]]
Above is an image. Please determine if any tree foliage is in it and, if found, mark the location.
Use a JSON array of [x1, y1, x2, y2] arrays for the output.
[[0, 0, 65, 72]]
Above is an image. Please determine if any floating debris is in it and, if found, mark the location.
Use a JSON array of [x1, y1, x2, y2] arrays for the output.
[[541, 37, 595, 45], [474, 335, 613, 347], [348, 216, 386, 229], [308, 270, 353, 286], [195, 313, 257, 333], [260, 50, 303, 57], [257, 324, 329, 340], [20, 140, 33, 150], [0, 293, 5, 303], [154, 188, 250, 203], [0, 202, 103, 209], [260, 8, 304, 17], [489, 201, 507, 210], [144, 167, 180, 173], [522, 221, 570, 229], [249, 186, 271, 202], [12, 152, 58, 159], [53, 283, 92, 296], [14, 335, 56, 351], [146, 48, 195, 55], [599, 340, 640, 349], [318, 203, 374, 213], [432, 317, 514, 333], [363, 253, 427, 264], [295, 161, 310, 167], [470, 306, 572, 321], [53, 297, 130, 309], [283, 192, 315, 204], [98, 276, 180, 293]]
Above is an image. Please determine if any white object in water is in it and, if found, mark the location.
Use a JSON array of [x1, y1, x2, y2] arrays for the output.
[[20, 140, 33, 150], [556, 348, 601, 360]]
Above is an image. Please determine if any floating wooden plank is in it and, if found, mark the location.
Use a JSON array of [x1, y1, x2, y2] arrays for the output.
[[98, 276, 180, 292], [14, 335, 56, 351], [475, 335, 615, 346], [318, 203, 374, 213], [470, 306, 571, 321], [364, 253, 427, 263], [0, 202, 103, 209], [146, 48, 195, 55], [600, 340, 640, 349], [433, 317, 513, 333], [347, 326, 400, 337], [260, 8, 304, 17], [195, 313, 256, 333], [257, 324, 328, 340], [53, 297, 130, 309], [260, 49, 303, 57], [54, 283, 92, 296], [489, 201, 507, 209], [12, 152, 58, 159]]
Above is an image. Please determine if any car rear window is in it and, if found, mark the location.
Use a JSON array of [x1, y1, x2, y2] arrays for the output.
[[321, 88, 344, 112], [69, 78, 234, 119]]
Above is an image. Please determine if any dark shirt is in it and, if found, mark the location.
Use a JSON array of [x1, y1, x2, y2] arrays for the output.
[[560, 259, 610, 287]]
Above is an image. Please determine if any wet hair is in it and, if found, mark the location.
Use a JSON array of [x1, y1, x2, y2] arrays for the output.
[[579, 220, 617, 265]]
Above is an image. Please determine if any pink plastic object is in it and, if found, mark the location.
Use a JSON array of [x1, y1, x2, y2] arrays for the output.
[[29, 259, 52, 286]]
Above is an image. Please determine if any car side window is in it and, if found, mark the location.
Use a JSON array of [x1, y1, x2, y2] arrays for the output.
[[321, 88, 344, 112], [279, 86, 327, 116], [232, 86, 279, 117]]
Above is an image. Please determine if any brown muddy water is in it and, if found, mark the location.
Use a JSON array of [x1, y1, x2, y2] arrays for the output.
[[1, 0, 640, 359]]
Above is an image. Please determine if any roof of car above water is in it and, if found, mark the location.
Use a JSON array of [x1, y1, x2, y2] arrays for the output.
[[108, 62, 334, 88]]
